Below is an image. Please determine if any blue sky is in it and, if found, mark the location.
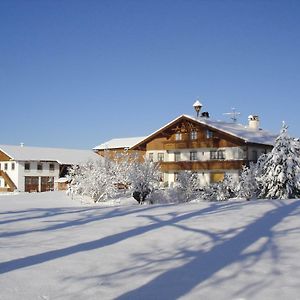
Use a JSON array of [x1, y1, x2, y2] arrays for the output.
[[1, 0, 300, 149]]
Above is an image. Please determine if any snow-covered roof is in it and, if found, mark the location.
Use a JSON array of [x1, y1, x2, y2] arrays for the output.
[[0, 145, 100, 165], [131, 114, 277, 148], [186, 115, 277, 145], [93, 136, 147, 150]]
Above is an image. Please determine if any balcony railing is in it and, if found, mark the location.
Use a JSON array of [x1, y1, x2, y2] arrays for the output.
[[163, 138, 221, 150]]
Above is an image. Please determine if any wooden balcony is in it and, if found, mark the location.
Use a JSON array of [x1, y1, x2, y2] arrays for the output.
[[163, 138, 222, 150], [159, 160, 247, 172]]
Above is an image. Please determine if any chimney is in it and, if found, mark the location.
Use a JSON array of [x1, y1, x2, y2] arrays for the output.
[[201, 112, 210, 118], [248, 115, 260, 130]]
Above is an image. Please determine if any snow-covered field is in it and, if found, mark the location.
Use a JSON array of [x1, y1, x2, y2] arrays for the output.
[[1, 192, 300, 300]]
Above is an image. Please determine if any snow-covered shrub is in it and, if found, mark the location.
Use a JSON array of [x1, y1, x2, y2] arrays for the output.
[[257, 123, 300, 199], [199, 174, 236, 201], [129, 157, 160, 204], [176, 171, 200, 201]]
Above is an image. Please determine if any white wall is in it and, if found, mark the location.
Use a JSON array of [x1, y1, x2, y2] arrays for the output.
[[0, 161, 60, 192], [18, 161, 60, 192], [157, 147, 246, 162]]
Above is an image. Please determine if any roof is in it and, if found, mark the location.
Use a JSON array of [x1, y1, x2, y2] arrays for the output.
[[93, 136, 147, 150], [0, 145, 100, 165], [131, 114, 277, 149]]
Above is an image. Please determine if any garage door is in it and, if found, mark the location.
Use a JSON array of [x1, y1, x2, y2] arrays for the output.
[[41, 177, 54, 192], [25, 176, 39, 192]]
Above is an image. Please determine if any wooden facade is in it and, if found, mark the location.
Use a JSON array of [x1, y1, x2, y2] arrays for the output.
[[159, 160, 247, 172], [133, 117, 246, 151], [0, 170, 17, 192], [96, 149, 146, 162], [130, 115, 273, 185], [0, 151, 11, 161]]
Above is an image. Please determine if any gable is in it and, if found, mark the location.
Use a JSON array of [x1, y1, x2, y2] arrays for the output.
[[0, 149, 12, 161], [132, 116, 246, 151]]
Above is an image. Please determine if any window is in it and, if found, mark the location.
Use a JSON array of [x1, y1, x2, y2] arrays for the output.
[[217, 150, 225, 160], [25, 163, 30, 170], [158, 153, 164, 162], [11, 163, 15, 171], [175, 132, 182, 141], [159, 172, 164, 182], [206, 129, 213, 139], [49, 163, 55, 171], [174, 152, 181, 162], [4, 163, 8, 170], [37, 163, 43, 171], [211, 150, 225, 160], [210, 150, 217, 160], [252, 150, 258, 162], [190, 151, 197, 161], [174, 172, 179, 182], [148, 153, 154, 162], [190, 131, 197, 140]]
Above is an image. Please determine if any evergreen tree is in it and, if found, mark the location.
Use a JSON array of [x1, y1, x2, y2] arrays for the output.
[[236, 163, 259, 200], [177, 171, 200, 201], [257, 123, 300, 199]]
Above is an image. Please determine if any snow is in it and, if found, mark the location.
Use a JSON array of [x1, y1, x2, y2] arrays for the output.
[[0, 144, 100, 165], [1, 192, 300, 299], [93, 137, 147, 150]]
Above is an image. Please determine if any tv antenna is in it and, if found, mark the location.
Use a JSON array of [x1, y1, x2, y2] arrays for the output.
[[223, 108, 241, 123]]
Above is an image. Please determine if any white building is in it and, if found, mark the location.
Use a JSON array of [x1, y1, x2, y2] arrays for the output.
[[0, 144, 100, 192]]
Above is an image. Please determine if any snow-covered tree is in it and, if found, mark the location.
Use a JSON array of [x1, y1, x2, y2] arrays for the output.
[[111, 151, 138, 190], [177, 171, 200, 201], [257, 123, 300, 199], [67, 157, 118, 202], [236, 163, 259, 200], [129, 157, 160, 204]]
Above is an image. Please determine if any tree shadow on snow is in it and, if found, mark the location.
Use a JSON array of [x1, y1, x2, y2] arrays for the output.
[[115, 200, 300, 300], [0, 202, 236, 274], [0, 204, 170, 238]]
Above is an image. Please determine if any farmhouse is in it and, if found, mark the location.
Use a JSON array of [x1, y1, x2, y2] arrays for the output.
[[0, 145, 99, 192], [95, 102, 277, 187]]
